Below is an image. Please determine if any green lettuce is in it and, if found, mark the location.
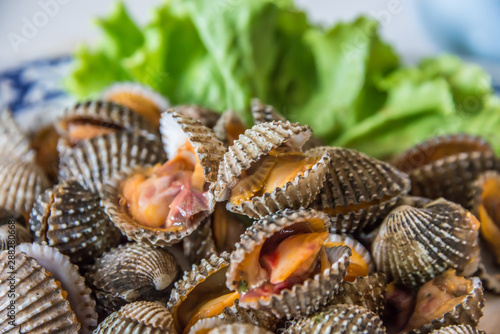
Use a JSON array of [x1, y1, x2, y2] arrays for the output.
[[65, 0, 500, 158]]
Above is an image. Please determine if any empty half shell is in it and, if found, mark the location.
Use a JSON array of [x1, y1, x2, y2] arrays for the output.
[[101, 82, 169, 128], [94, 301, 176, 334], [0, 248, 81, 333], [87, 242, 179, 313], [0, 108, 35, 162], [56, 100, 157, 145], [283, 304, 386, 334], [0, 158, 50, 215], [429, 325, 484, 334], [331, 273, 387, 316], [308, 146, 411, 234], [169, 253, 277, 334], [30, 180, 122, 266], [226, 208, 351, 319], [58, 131, 166, 194], [469, 171, 500, 292], [0, 208, 31, 251], [391, 134, 499, 208], [372, 198, 480, 288], [403, 270, 484, 334]]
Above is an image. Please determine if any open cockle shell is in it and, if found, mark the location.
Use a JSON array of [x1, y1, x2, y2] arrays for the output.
[[391, 134, 499, 208], [0, 108, 35, 162], [87, 242, 179, 313], [17, 243, 98, 334], [56, 100, 158, 143], [168, 253, 278, 334], [283, 304, 386, 334], [372, 198, 480, 289], [331, 273, 387, 316], [227, 208, 351, 319], [101, 82, 169, 128], [0, 208, 31, 251], [0, 158, 50, 215], [428, 325, 485, 334], [58, 131, 166, 194], [94, 301, 176, 334], [160, 110, 227, 184], [308, 146, 411, 234], [406, 275, 484, 334], [30, 180, 122, 266], [0, 248, 81, 333]]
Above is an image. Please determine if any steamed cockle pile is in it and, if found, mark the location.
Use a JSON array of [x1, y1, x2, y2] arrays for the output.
[[1, 83, 499, 334]]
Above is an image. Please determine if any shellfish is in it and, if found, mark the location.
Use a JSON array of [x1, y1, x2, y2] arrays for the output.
[[168, 253, 277, 334], [213, 109, 248, 146], [31, 124, 60, 183], [391, 134, 499, 208], [59, 131, 166, 194], [307, 146, 411, 234], [93, 301, 176, 334], [226, 208, 351, 319], [30, 180, 122, 266], [404, 270, 484, 334], [282, 304, 386, 334], [101, 82, 169, 128], [429, 325, 484, 334], [214, 121, 331, 219], [250, 98, 286, 125], [172, 105, 221, 129], [0, 208, 31, 251], [87, 242, 179, 313], [372, 198, 480, 288]]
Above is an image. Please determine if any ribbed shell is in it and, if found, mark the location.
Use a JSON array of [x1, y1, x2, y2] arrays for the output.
[[0, 108, 35, 162], [102, 165, 212, 247], [330, 273, 386, 316], [469, 171, 500, 293], [372, 198, 480, 288], [172, 105, 221, 129], [0, 208, 31, 251], [407, 276, 484, 334], [250, 99, 286, 125], [226, 150, 331, 219], [391, 134, 499, 208], [227, 209, 351, 319], [30, 180, 122, 266], [429, 325, 484, 334], [87, 243, 179, 313], [168, 253, 277, 333], [283, 304, 386, 334], [308, 146, 411, 234], [58, 131, 166, 194], [0, 249, 81, 333], [208, 324, 273, 334], [160, 111, 227, 184], [93, 301, 176, 334], [0, 158, 50, 214], [56, 100, 157, 141], [16, 243, 98, 334]]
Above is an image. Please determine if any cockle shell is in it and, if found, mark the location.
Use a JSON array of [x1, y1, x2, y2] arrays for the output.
[[56, 100, 157, 142], [30, 180, 122, 266], [372, 198, 480, 288], [168, 253, 278, 333], [227, 208, 351, 319], [406, 275, 484, 334], [0, 108, 35, 162], [0, 208, 32, 251], [93, 301, 176, 334], [160, 111, 227, 184], [87, 242, 179, 313], [250, 99, 286, 125], [331, 273, 387, 316], [0, 158, 50, 214], [283, 304, 386, 334], [0, 248, 81, 333], [308, 146, 411, 234], [188, 318, 274, 334], [429, 325, 484, 334], [172, 105, 221, 129], [391, 134, 499, 208], [213, 109, 248, 146], [58, 131, 166, 194]]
